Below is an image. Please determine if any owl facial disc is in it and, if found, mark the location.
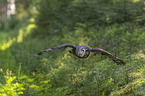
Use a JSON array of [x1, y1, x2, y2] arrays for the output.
[[75, 45, 90, 58]]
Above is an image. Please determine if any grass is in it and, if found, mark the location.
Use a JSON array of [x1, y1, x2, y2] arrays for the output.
[[0, 21, 145, 95]]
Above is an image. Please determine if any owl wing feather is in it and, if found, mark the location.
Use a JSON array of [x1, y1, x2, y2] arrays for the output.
[[37, 44, 76, 55], [90, 48, 126, 65]]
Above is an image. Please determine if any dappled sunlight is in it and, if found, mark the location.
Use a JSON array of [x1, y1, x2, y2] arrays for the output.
[[131, 67, 145, 78], [40, 52, 88, 85], [72, 74, 86, 84], [0, 38, 16, 50], [0, 69, 25, 96], [135, 53, 145, 59], [72, 70, 87, 84], [130, 51, 145, 60], [1, 0, 145, 95], [17, 24, 37, 43], [29, 84, 39, 91], [0, 24, 36, 50], [111, 79, 145, 95], [62, 52, 71, 60], [29, 18, 35, 23], [39, 53, 71, 77], [24, 24, 36, 36], [17, 29, 23, 43], [19, 75, 41, 93], [132, 0, 140, 3], [59, 63, 65, 69], [111, 67, 145, 96]]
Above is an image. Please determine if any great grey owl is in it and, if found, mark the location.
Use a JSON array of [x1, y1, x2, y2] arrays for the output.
[[37, 44, 126, 65]]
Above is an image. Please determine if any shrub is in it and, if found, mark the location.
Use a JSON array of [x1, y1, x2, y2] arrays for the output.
[[0, 69, 25, 96]]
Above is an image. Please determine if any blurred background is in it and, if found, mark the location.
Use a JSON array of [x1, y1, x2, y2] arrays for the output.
[[0, 0, 145, 96]]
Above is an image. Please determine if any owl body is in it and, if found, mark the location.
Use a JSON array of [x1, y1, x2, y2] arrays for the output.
[[74, 45, 90, 58]]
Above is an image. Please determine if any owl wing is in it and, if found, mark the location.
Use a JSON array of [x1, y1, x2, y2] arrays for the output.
[[37, 44, 76, 55], [90, 48, 126, 65]]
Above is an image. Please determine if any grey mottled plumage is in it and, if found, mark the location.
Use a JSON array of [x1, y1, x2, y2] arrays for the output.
[[37, 44, 126, 65]]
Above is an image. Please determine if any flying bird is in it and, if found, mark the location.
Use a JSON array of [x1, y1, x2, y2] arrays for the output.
[[37, 44, 126, 65]]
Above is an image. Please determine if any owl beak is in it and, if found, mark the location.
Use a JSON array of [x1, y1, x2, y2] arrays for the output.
[[84, 52, 86, 55]]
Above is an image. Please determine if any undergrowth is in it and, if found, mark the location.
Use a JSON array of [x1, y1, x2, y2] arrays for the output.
[[0, 0, 145, 95], [0, 21, 145, 96]]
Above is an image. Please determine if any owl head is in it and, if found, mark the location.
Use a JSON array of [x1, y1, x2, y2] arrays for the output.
[[75, 45, 90, 58]]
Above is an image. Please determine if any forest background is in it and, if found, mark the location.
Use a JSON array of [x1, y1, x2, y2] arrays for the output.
[[0, 0, 145, 96]]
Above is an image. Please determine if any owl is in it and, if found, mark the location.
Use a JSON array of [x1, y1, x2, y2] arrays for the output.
[[37, 44, 126, 65]]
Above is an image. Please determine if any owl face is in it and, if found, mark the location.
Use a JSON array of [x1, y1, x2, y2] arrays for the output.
[[75, 45, 90, 58]]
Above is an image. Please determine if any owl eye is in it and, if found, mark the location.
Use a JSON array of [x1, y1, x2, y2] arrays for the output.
[[81, 49, 85, 52]]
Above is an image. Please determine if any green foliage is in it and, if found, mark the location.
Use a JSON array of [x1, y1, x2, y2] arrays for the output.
[[0, 0, 145, 96], [1, 20, 145, 95], [0, 15, 19, 31], [110, 66, 145, 96], [36, 0, 145, 35], [0, 69, 25, 96]]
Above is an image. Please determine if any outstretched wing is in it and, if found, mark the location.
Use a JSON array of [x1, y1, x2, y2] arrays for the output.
[[37, 44, 76, 55], [90, 48, 126, 65]]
